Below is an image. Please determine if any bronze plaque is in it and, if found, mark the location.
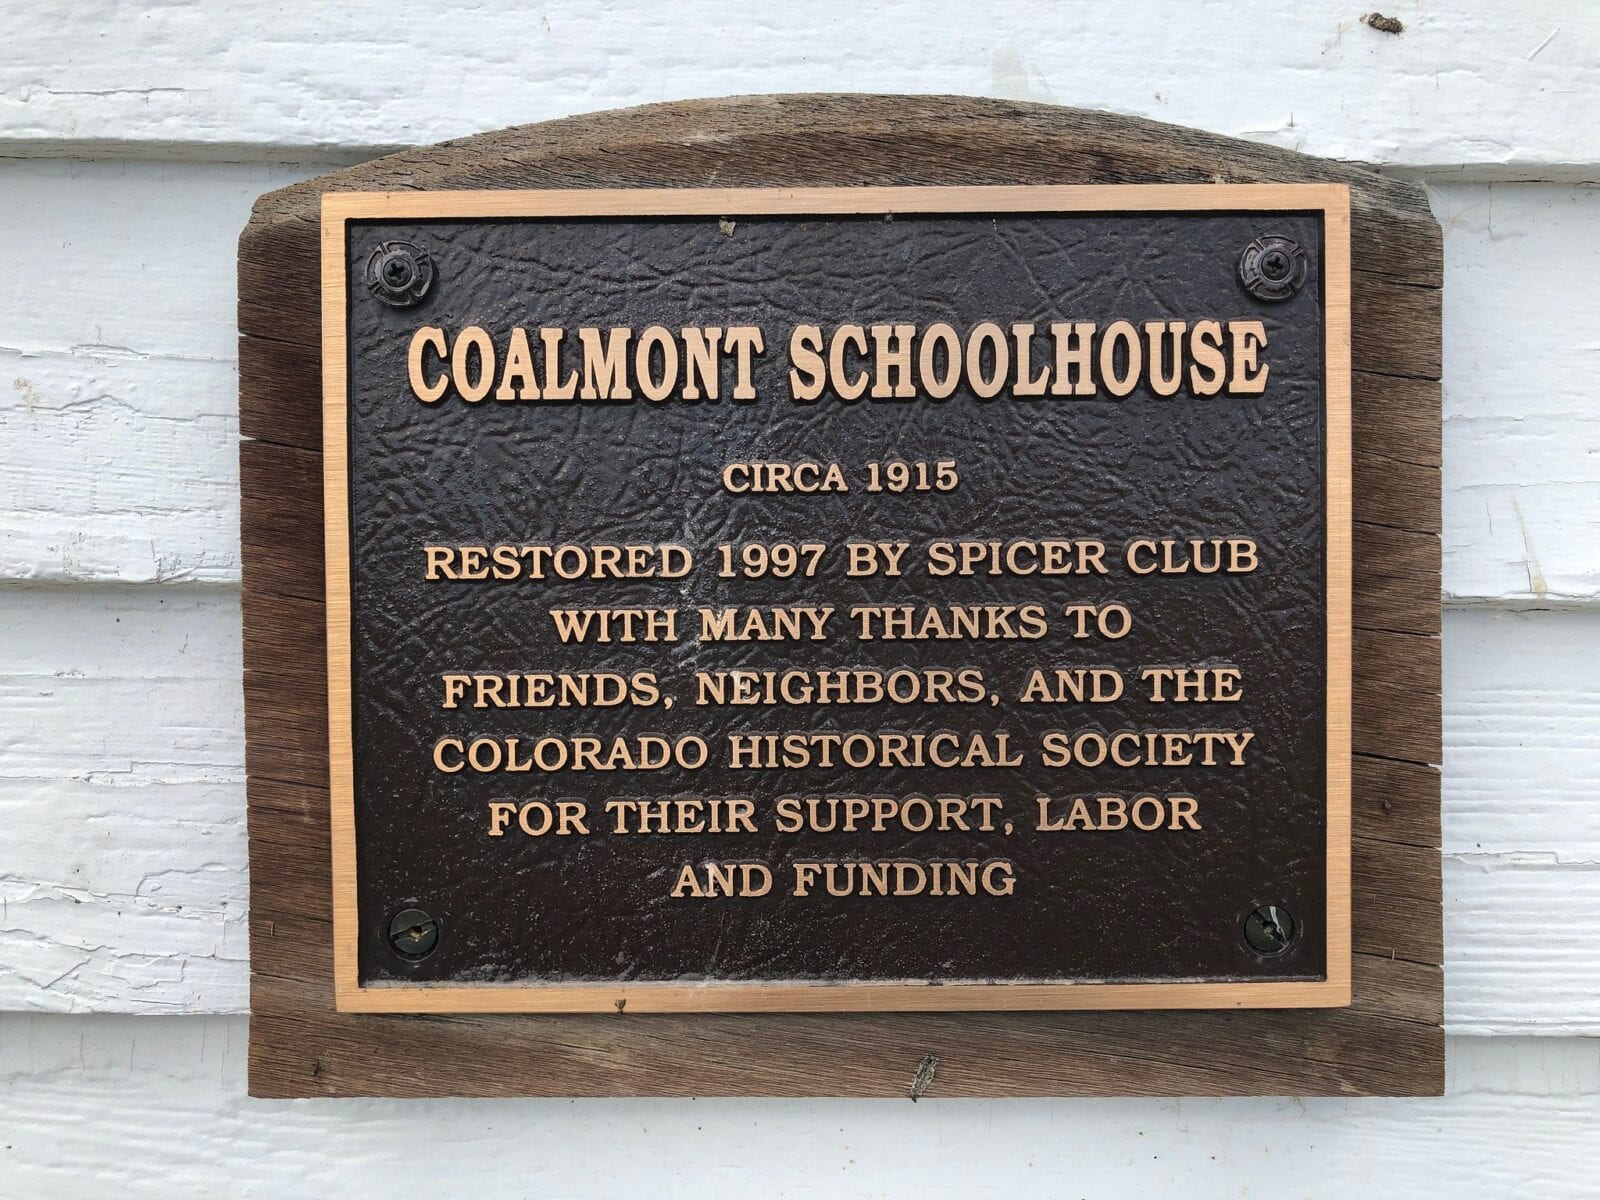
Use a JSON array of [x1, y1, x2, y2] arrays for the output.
[[322, 185, 1351, 1013]]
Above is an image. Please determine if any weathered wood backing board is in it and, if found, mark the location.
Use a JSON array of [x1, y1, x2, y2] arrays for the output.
[[241, 95, 1442, 1097]]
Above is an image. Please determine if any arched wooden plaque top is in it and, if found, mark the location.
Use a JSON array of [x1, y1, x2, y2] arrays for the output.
[[240, 95, 1441, 1098]]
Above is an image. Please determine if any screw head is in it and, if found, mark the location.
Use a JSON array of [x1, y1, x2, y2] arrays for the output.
[[1238, 234, 1308, 302], [382, 256, 414, 287], [388, 907, 439, 959], [1243, 905, 1297, 955], [364, 240, 434, 307]]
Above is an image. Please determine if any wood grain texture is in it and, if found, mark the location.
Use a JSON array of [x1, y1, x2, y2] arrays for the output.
[[240, 96, 1441, 1096]]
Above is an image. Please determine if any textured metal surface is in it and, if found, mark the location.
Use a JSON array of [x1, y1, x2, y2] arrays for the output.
[[342, 209, 1329, 988]]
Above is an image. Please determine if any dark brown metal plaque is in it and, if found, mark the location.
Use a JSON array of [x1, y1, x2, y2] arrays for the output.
[[322, 185, 1350, 1014]]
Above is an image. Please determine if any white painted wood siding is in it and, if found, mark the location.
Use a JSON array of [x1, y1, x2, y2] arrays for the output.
[[0, 1018, 1595, 1197], [0, 2, 1592, 170], [4, 593, 1597, 1029], [1, 0, 1596, 1192], [7, 166, 1595, 601]]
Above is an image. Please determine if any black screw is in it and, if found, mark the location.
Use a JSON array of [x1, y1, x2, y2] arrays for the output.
[[388, 907, 439, 959], [364, 240, 434, 307], [1238, 234, 1308, 302], [1261, 249, 1291, 280], [1243, 905, 1297, 955]]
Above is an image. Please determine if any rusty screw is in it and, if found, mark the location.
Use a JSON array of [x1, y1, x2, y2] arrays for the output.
[[388, 907, 439, 959], [1243, 905, 1297, 955]]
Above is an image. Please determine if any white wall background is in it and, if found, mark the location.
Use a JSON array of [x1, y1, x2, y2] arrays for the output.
[[2, 1, 1597, 1194]]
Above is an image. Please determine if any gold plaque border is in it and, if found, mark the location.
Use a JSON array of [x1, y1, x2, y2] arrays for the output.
[[321, 184, 1352, 1014]]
